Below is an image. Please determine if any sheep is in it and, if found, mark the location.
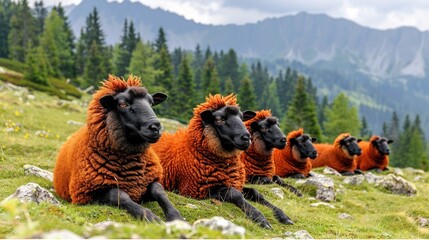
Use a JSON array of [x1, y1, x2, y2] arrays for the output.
[[356, 135, 394, 172], [152, 94, 293, 229], [272, 128, 318, 179], [312, 133, 362, 176], [53, 75, 183, 222], [240, 110, 302, 196]]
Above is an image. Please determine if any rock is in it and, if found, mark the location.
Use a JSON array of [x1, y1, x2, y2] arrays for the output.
[[67, 120, 84, 126], [323, 167, 342, 176], [310, 202, 335, 209], [35, 130, 49, 137], [375, 174, 417, 196], [270, 187, 285, 199], [404, 167, 425, 175], [27, 94, 36, 100], [414, 176, 422, 182], [5, 127, 14, 132], [304, 174, 335, 202], [418, 217, 429, 227], [165, 220, 193, 234], [338, 213, 353, 219], [92, 221, 125, 231], [186, 203, 198, 209], [38, 230, 82, 239], [2, 182, 60, 205], [23, 164, 53, 182], [193, 216, 245, 237], [343, 175, 365, 185], [364, 172, 383, 184], [393, 168, 404, 176], [293, 230, 313, 239]]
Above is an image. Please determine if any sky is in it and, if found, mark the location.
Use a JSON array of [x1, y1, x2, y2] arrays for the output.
[[29, 0, 429, 31]]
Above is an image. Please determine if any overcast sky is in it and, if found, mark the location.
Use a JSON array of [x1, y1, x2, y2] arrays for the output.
[[30, 0, 429, 31]]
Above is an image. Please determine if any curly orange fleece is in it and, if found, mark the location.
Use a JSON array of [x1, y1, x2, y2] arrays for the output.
[[53, 75, 163, 204], [312, 133, 357, 172], [356, 135, 389, 171], [152, 94, 246, 199], [273, 128, 313, 177], [240, 110, 275, 181]]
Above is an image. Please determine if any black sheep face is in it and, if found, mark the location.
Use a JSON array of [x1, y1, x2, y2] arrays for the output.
[[340, 136, 362, 156], [201, 106, 256, 151], [372, 137, 394, 155], [250, 117, 286, 150], [100, 87, 167, 144], [290, 134, 318, 159]]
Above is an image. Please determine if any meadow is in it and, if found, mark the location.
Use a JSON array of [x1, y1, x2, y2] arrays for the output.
[[0, 80, 428, 239]]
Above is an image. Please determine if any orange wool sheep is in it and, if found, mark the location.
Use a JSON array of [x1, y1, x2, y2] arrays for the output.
[[356, 135, 394, 171], [53, 75, 182, 222], [153, 94, 294, 228], [312, 133, 362, 175], [273, 128, 318, 179]]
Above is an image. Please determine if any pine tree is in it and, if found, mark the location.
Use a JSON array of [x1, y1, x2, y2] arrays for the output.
[[251, 61, 265, 100], [323, 92, 361, 142], [192, 44, 204, 101], [25, 43, 49, 85], [202, 56, 220, 95], [171, 48, 183, 78], [387, 111, 400, 141], [171, 55, 195, 120], [382, 122, 388, 137], [360, 116, 372, 140], [218, 49, 240, 92], [0, 0, 16, 58], [7, 0, 37, 62], [33, 0, 47, 36], [238, 75, 257, 111], [261, 79, 281, 117], [153, 28, 173, 94], [318, 95, 329, 131], [281, 76, 322, 140], [391, 115, 412, 168], [128, 40, 161, 91]]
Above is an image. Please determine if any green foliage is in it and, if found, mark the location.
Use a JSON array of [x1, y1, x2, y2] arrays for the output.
[[170, 55, 195, 120], [202, 56, 220, 95], [223, 77, 234, 95], [113, 19, 139, 77], [0, 0, 17, 58], [24, 44, 49, 86], [237, 75, 257, 111], [323, 92, 361, 142], [282, 76, 322, 140], [0, 58, 26, 72], [261, 79, 281, 117], [218, 49, 240, 92], [360, 116, 372, 140]]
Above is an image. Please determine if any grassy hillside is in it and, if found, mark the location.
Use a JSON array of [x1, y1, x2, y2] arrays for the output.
[[0, 80, 428, 239]]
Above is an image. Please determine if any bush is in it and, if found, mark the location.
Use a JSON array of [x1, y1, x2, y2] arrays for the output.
[[0, 58, 26, 73]]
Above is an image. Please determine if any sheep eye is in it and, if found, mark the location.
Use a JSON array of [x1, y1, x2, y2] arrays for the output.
[[118, 102, 129, 108], [260, 126, 268, 131]]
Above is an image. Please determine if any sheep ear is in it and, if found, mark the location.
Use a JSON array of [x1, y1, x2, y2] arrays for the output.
[[250, 121, 259, 132], [357, 138, 362, 143], [387, 139, 394, 144], [242, 110, 257, 121], [99, 95, 115, 111], [311, 137, 318, 143], [289, 138, 296, 145], [152, 93, 168, 106], [200, 109, 213, 125]]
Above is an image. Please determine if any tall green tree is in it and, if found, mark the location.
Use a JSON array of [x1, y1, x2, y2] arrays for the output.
[[24, 43, 49, 85], [7, 0, 37, 62], [170, 55, 195, 120], [153, 28, 173, 94], [33, 0, 47, 36], [360, 116, 372, 140], [281, 76, 322, 140], [113, 19, 139, 77], [261, 79, 281, 117], [0, 0, 17, 58], [391, 115, 412, 168], [202, 56, 220, 96], [128, 40, 160, 91], [192, 44, 204, 101], [223, 77, 235, 95], [323, 92, 361, 142], [238, 75, 257, 111], [318, 95, 329, 131], [218, 49, 240, 92], [39, 10, 72, 78]]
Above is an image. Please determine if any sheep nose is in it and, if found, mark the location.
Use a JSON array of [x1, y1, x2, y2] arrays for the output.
[[148, 121, 161, 132], [280, 137, 287, 144], [241, 133, 251, 142]]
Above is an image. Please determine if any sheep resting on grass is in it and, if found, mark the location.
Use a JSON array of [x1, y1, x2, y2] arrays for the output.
[[153, 94, 293, 229], [53, 75, 183, 222], [356, 135, 393, 172]]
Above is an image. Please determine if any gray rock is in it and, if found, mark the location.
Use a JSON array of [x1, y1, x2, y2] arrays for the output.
[[393, 168, 404, 176], [39, 230, 82, 239], [23, 164, 53, 182], [186, 203, 198, 209], [414, 176, 423, 182], [304, 174, 335, 202], [293, 230, 313, 239], [364, 172, 383, 184], [343, 175, 365, 185], [92, 221, 125, 231], [35, 130, 49, 137], [404, 167, 425, 175], [375, 174, 417, 196], [165, 220, 193, 234], [2, 182, 60, 205], [323, 167, 342, 176], [418, 217, 429, 227], [67, 120, 84, 126], [338, 213, 353, 219], [271, 187, 285, 199], [193, 216, 245, 237], [310, 202, 335, 209]]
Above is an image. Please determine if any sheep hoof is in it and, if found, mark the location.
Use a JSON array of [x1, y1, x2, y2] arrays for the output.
[[260, 221, 273, 229], [275, 213, 294, 225], [136, 207, 161, 222]]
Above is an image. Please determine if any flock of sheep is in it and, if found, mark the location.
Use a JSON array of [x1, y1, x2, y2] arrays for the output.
[[53, 75, 394, 229]]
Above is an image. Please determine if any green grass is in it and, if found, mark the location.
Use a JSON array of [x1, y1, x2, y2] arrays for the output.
[[0, 79, 429, 238]]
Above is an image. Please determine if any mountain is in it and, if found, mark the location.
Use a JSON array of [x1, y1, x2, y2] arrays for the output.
[[67, 0, 429, 137]]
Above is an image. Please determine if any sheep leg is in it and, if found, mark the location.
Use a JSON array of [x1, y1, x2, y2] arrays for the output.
[[341, 171, 355, 176], [209, 186, 272, 229], [354, 169, 364, 175], [95, 188, 161, 222], [288, 173, 307, 179], [242, 187, 294, 225], [142, 182, 184, 222], [272, 175, 303, 197], [248, 176, 273, 184]]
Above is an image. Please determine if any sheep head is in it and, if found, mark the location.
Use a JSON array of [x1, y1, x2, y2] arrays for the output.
[[100, 87, 167, 144], [370, 136, 394, 156], [290, 133, 318, 161], [339, 135, 362, 157], [200, 106, 256, 151], [250, 116, 286, 150]]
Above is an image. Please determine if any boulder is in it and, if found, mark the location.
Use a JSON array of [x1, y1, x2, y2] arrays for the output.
[[285, 230, 314, 239], [165, 220, 193, 234], [375, 174, 417, 196], [323, 167, 342, 176], [364, 172, 383, 184], [3, 182, 60, 205], [343, 175, 365, 185], [193, 216, 245, 237], [304, 174, 335, 202], [23, 165, 53, 182], [271, 187, 285, 199]]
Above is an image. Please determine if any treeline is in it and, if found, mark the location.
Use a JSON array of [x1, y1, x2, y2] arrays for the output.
[[0, 0, 427, 170]]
